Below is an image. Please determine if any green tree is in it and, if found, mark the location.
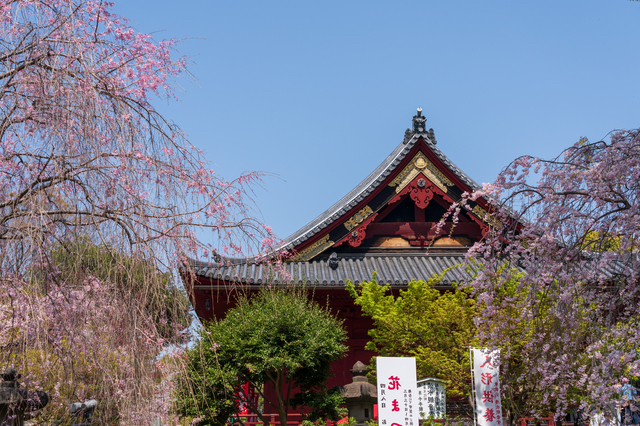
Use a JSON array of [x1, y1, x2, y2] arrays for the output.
[[347, 271, 478, 412], [347, 263, 600, 426], [175, 287, 348, 426], [347, 268, 567, 425]]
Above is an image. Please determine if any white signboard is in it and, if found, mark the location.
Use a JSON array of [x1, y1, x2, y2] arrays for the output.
[[471, 348, 503, 426], [377, 357, 419, 426], [417, 378, 446, 419]]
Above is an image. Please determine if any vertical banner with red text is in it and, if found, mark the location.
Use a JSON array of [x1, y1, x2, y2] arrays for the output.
[[377, 357, 419, 426], [472, 348, 503, 426]]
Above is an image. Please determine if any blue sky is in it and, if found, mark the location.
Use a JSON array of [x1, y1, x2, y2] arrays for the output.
[[114, 0, 640, 242]]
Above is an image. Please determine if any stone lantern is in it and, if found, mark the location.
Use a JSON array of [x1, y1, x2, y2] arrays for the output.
[[0, 367, 49, 426], [69, 399, 98, 425], [340, 361, 377, 426]]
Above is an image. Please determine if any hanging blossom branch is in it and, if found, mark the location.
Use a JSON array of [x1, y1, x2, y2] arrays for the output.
[[0, 0, 276, 269], [446, 129, 640, 422], [0, 1, 278, 424]]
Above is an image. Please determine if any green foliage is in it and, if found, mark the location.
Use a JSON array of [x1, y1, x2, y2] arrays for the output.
[[578, 230, 622, 252], [300, 412, 352, 426], [348, 262, 601, 424], [346, 270, 477, 399], [175, 286, 348, 426]]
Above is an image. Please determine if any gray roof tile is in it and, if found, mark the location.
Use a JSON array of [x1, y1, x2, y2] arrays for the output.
[[190, 254, 471, 287]]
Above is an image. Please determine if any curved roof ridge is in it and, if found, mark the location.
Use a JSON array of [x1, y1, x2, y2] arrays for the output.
[[281, 118, 482, 251], [281, 134, 416, 249], [428, 139, 481, 191]]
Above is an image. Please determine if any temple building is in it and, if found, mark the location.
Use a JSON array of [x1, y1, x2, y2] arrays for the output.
[[184, 108, 493, 401]]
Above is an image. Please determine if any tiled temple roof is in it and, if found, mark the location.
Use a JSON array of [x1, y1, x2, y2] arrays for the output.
[[189, 109, 487, 286], [189, 253, 473, 288], [280, 109, 481, 251], [188, 251, 629, 288], [187, 109, 626, 291]]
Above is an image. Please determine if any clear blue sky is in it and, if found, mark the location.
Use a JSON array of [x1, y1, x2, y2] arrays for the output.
[[114, 0, 640, 241]]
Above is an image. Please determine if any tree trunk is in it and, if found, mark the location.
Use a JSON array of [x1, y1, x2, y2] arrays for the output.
[[274, 371, 288, 426]]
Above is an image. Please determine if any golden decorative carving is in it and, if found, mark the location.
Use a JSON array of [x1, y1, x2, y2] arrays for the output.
[[472, 205, 488, 221], [292, 234, 334, 261], [344, 205, 374, 231], [472, 204, 501, 227], [389, 152, 453, 194]]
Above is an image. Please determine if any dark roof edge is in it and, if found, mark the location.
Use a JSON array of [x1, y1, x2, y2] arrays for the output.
[[280, 128, 482, 251], [187, 252, 473, 285]]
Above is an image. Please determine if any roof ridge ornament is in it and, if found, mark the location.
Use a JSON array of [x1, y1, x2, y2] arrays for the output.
[[406, 108, 437, 145], [427, 127, 437, 145], [413, 107, 426, 133]]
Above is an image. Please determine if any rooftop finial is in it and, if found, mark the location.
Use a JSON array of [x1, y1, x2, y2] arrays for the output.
[[412, 108, 427, 134]]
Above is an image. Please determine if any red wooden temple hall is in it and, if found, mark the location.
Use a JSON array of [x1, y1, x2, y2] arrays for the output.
[[183, 108, 492, 413]]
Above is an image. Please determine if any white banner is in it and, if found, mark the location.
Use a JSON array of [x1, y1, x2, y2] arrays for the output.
[[472, 348, 503, 426], [377, 357, 419, 426]]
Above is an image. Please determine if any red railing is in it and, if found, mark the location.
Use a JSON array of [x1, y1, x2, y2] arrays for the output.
[[229, 413, 305, 426]]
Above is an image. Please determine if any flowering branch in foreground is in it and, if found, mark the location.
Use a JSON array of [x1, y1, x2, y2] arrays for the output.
[[450, 129, 640, 420], [0, 1, 276, 424]]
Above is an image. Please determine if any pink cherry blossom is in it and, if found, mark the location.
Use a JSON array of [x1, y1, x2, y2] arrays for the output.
[[451, 129, 640, 422], [0, 1, 277, 424]]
